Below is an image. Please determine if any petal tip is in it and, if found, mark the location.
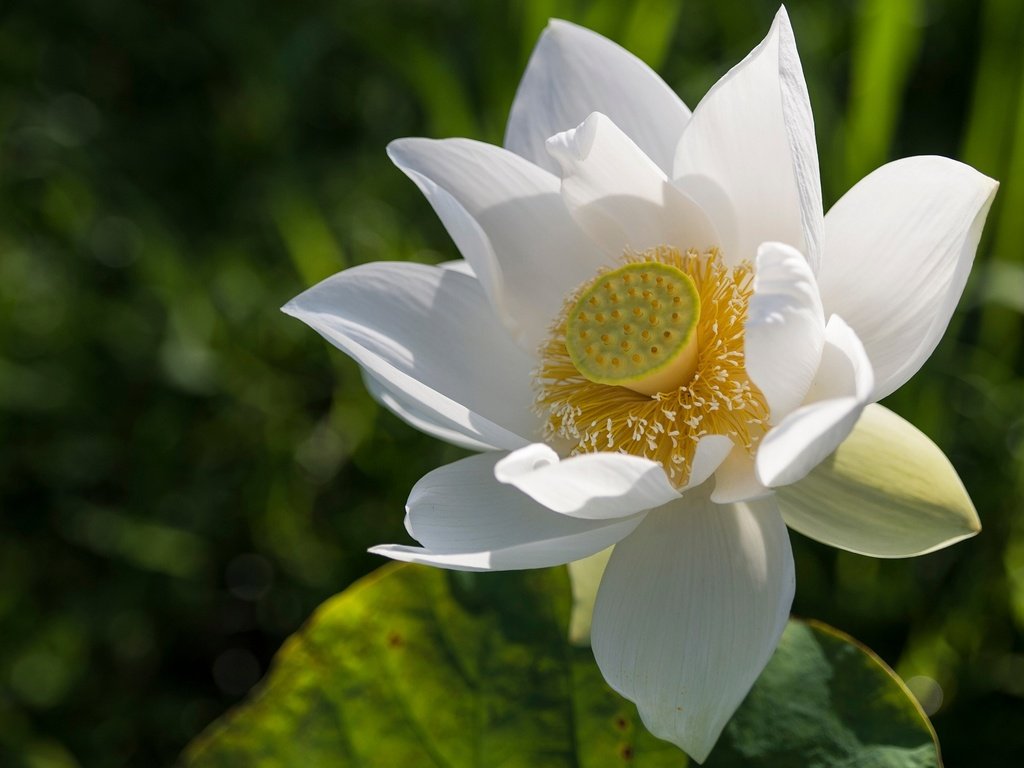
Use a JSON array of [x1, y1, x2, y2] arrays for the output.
[[763, 5, 795, 47], [961, 502, 982, 536], [385, 137, 424, 166], [544, 17, 578, 35], [280, 295, 315, 322], [638, 711, 722, 764], [385, 136, 449, 170], [384, 137, 407, 160], [493, 443, 559, 484], [545, 112, 605, 167]]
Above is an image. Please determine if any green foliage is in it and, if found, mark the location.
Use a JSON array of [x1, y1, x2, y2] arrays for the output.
[[841, 0, 924, 193], [185, 563, 938, 768]]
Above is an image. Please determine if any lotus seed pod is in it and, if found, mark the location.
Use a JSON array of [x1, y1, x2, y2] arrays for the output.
[[566, 262, 700, 396]]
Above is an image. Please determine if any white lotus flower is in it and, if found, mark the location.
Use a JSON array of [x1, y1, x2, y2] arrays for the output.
[[285, 7, 995, 762]]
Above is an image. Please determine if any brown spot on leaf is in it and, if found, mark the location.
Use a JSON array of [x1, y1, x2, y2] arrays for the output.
[[386, 631, 403, 648]]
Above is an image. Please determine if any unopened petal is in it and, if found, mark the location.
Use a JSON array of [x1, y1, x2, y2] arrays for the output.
[[778, 404, 980, 557]]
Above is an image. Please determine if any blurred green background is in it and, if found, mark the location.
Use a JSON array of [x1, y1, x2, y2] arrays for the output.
[[1, 0, 1023, 765]]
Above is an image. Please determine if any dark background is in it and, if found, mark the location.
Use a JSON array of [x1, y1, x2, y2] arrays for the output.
[[1, 0, 1023, 765]]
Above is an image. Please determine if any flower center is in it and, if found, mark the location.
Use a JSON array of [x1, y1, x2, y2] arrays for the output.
[[535, 246, 769, 488], [564, 262, 701, 396]]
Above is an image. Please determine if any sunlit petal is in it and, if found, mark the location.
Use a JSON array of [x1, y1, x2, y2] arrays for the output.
[[674, 7, 823, 270], [745, 241, 825, 422], [284, 261, 536, 450], [388, 138, 600, 348], [818, 156, 998, 399], [371, 452, 644, 571], [756, 315, 874, 488], [494, 443, 680, 519], [592, 493, 794, 762], [506, 20, 690, 175], [547, 112, 719, 257]]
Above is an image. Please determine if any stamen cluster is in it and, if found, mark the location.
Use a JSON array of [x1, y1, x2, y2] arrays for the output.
[[535, 246, 769, 487]]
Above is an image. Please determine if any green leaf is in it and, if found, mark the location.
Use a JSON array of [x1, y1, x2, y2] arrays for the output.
[[706, 620, 941, 768], [777, 403, 981, 559], [184, 563, 940, 768]]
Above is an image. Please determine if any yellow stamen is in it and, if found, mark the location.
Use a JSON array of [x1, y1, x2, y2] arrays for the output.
[[535, 246, 769, 488]]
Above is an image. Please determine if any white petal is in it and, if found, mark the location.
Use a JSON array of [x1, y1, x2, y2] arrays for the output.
[[438, 258, 475, 276], [388, 138, 598, 348], [494, 444, 680, 519], [370, 453, 644, 572], [284, 261, 535, 451], [674, 8, 823, 269], [360, 368, 495, 452], [818, 156, 998, 400], [756, 315, 874, 488], [547, 113, 718, 257], [711, 445, 772, 504], [778, 404, 981, 558], [684, 434, 735, 490], [745, 241, 825, 422], [505, 20, 691, 175], [592, 493, 794, 762]]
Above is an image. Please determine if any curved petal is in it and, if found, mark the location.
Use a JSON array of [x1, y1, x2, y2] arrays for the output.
[[712, 445, 772, 504], [547, 113, 719, 256], [284, 261, 536, 450], [777, 404, 980, 558], [438, 258, 475, 276], [685, 434, 735, 490], [818, 156, 998, 400], [494, 444, 680, 519], [360, 368, 496, 452], [369, 452, 644, 572], [673, 7, 823, 269], [387, 138, 598, 348], [505, 19, 691, 175], [592, 493, 794, 762], [745, 241, 825, 422], [756, 315, 874, 488]]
